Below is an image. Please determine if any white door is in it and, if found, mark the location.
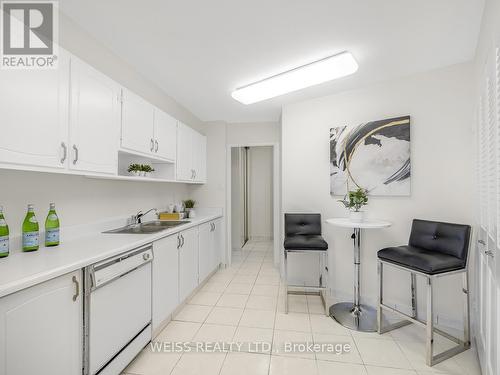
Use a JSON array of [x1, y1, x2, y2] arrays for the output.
[[179, 227, 199, 301], [198, 222, 211, 282], [0, 271, 82, 375], [176, 122, 194, 181], [152, 235, 179, 332], [69, 57, 120, 174], [193, 132, 207, 182], [212, 219, 223, 269], [153, 109, 177, 161], [0, 52, 69, 170], [121, 89, 155, 155], [475, 43, 500, 375]]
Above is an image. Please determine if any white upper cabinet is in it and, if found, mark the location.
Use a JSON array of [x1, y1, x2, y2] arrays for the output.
[[176, 122, 206, 182], [176, 122, 194, 181], [69, 58, 120, 175], [120, 89, 155, 155], [153, 109, 177, 161], [193, 131, 207, 182], [0, 51, 70, 170]]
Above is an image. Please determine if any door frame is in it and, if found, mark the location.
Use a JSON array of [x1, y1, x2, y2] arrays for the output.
[[225, 142, 280, 268]]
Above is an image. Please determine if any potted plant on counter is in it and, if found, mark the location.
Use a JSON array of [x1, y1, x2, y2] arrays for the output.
[[338, 188, 368, 222], [183, 199, 196, 218], [127, 163, 142, 177]]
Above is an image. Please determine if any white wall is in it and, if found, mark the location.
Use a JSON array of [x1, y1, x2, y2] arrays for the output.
[[226, 122, 280, 145], [281, 63, 474, 327], [248, 147, 274, 240], [0, 169, 187, 237]]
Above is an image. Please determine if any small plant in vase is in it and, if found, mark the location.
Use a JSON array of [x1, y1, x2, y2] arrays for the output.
[[127, 163, 142, 177], [183, 199, 196, 218], [141, 164, 155, 177], [338, 188, 368, 222]]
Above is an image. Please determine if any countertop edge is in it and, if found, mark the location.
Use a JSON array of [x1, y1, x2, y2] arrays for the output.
[[0, 214, 223, 298]]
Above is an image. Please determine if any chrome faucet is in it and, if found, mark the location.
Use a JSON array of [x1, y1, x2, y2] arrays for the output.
[[132, 208, 158, 224]]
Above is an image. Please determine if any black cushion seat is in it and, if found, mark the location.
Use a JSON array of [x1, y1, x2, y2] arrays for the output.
[[284, 213, 328, 251], [378, 245, 465, 275], [284, 235, 328, 251]]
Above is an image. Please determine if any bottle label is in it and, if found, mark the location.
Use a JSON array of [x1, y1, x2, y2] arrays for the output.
[[23, 232, 39, 248], [0, 235, 8, 255], [46, 228, 59, 244]]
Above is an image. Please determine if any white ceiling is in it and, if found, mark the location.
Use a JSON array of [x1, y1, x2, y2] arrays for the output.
[[59, 1, 484, 123]]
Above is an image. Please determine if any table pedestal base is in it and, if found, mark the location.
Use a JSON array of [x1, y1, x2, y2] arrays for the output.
[[329, 302, 377, 332]]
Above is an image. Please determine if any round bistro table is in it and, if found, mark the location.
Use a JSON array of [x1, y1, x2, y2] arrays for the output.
[[326, 218, 392, 332]]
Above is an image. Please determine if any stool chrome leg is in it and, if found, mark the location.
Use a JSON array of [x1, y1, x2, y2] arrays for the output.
[[377, 260, 383, 333], [284, 249, 288, 314], [411, 273, 417, 318], [426, 276, 434, 366], [462, 271, 470, 345]]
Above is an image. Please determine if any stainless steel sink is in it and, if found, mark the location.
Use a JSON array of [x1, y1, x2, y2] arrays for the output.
[[103, 220, 189, 234]]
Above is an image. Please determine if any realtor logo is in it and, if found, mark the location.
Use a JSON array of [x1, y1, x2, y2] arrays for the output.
[[1, 1, 58, 69]]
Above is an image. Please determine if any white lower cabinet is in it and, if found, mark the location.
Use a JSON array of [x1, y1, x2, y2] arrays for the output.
[[199, 219, 223, 282], [152, 235, 179, 332], [0, 271, 82, 375], [178, 227, 199, 302]]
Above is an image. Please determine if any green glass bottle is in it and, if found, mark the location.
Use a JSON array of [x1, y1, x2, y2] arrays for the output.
[[45, 203, 60, 247], [22, 204, 39, 252], [0, 206, 9, 258]]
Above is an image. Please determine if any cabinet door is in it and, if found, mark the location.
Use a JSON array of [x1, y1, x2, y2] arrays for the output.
[[193, 132, 207, 182], [198, 222, 211, 282], [69, 58, 120, 174], [121, 89, 155, 155], [0, 271, 82, 375], [0, 52, 69, 170], [212, 219, 223, 269], [179, 227, 199, 301], [153, 109, 177, 161], [152, 235, 179, 332], [176, 122, 194, 181]]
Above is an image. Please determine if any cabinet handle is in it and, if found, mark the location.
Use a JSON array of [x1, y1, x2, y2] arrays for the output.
[[177, 235, 181, 249], [155, 140, 159, 152], [72, 275, 80, 302], [181, 234, 185, 248], [194, 170, 197, 179], [485, 250, 494, 257], [72, 145, 79, 165], [213, 223, 216, 231], [150, 138, 154, 152], [60, 142, 67, 164], [478, 239, 486, 245]]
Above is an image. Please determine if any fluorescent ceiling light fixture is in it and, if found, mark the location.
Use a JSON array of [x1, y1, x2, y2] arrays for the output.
[[231, 51, 358, 104]]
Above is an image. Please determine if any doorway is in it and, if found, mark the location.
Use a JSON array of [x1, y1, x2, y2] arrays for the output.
[[226, 143, 280, 268]]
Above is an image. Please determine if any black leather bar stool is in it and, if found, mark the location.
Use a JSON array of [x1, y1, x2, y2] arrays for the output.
[[283, 213, 329, 315], [377, 219, 471, 366]]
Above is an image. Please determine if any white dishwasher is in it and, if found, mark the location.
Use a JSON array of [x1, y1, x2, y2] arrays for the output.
[[83, 244, 153, 375]]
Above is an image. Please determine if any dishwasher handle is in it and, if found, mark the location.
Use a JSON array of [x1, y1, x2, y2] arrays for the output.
[[90, 245, 153, 290]]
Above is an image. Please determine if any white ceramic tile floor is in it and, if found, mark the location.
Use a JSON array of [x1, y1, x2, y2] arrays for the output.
[[123, 240, 481, 375]]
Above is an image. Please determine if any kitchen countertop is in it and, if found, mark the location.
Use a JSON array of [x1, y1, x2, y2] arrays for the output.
[[0, 212, 223, 298]]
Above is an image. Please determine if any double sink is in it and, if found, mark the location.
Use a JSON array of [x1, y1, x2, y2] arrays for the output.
[[104, 220, 190, 234]]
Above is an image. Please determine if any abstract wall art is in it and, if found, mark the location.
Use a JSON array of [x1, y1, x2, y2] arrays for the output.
[[330, 115, 411, 196]]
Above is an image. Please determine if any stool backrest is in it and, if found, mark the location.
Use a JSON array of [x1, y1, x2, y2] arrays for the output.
[[409, 219, 471, 261], [285, 213, 322, 236]]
